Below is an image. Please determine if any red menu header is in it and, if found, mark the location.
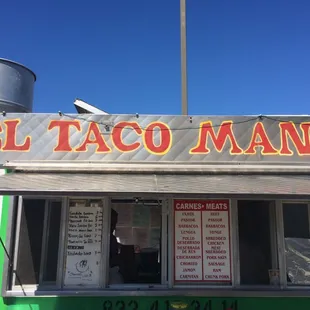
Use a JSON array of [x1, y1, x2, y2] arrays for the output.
[[174, 200, 229, 211]]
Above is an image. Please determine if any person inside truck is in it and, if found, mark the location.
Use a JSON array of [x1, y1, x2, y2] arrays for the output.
[[109, 208, 124, 284]]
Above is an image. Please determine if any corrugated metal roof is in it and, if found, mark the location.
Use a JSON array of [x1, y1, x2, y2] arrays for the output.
[[0, 173, 309, 198]]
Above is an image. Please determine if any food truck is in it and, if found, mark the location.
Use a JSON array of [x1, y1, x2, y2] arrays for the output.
[[1, 59, 310, 309], [0, 113, 310, 310]]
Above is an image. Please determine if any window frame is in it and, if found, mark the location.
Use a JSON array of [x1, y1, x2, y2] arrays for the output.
[[11, 196, 23, 290], [40, 198, 63, 287], [106, 196, 168, 289], [278, 200, 310, 289], [4, 195, 169, 293], [10, 196, 64, 292], [2, 195, 16, 295], [235, 199, 279, 288], [4, 195, 310, 297], [57, 197, 68, 289]]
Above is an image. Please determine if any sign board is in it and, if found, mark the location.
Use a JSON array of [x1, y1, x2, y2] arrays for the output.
[[64, 200, 103, 287], [174, 199, 231, 283], [0, 114, 310, 164]]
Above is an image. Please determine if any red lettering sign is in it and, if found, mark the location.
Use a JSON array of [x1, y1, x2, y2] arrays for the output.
[[190, 121, 243, 154], [48, 120, 81, 152], [1, 118, 310, 158], [75, 122, 111, 153], [244, 122, 278, 155], [112, 121, 142, 152], [143, 122, 172, 155], [279, 122, 310, 155], [2, 120, 31, 151]]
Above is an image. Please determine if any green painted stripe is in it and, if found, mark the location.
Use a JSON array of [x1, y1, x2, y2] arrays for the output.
[[0, 170, 9, 310]]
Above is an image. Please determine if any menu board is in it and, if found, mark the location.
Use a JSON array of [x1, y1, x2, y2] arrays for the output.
[[64, 200, 103, 287], [174, 199, 231, 283]]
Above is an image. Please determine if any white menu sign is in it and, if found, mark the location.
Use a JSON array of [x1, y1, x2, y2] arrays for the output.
[[64, 200, 103, 287], [174, 200, 231, 283]]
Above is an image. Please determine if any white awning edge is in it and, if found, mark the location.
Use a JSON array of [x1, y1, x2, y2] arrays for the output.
[[0, 173, 309, 198], [4, 161, 310, 174]]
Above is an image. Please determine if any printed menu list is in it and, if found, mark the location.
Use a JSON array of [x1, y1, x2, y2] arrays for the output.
[[174, 200, 231, 283], [64, 200, 103, 287]]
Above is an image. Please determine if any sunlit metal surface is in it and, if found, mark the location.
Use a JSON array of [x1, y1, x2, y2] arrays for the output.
[[0, 172, 309, 197]]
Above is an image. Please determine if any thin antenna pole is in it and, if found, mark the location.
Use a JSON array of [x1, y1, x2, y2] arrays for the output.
[[180, 0, 188, 115]]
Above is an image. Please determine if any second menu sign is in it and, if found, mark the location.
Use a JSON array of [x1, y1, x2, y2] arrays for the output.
[[64, 199, 103, 287], [174, 199, 231, 283]]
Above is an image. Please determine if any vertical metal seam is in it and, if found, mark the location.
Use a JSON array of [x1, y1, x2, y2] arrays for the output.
[[269, 202, 278, 270], [11, 196, 23, 288], [275, 200, 286, 288], [2, 195, 16, 294], [231, 199, 240, 287], [167, 198, 174, 288], [161, 199, 168, 285], [39, 200, 49, 285], [58, 197, 69, 288]]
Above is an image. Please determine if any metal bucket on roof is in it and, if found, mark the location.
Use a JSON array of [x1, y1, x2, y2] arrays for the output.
[[0, 58, 36, 113]]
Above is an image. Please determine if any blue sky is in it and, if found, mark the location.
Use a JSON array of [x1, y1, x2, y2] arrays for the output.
[[1, 0, 310, 115]]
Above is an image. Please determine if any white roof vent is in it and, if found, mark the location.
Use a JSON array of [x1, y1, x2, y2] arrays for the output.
[[73, 98, 109, 114]]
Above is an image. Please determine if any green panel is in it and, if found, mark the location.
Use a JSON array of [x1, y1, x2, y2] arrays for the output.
[[2, 296, 310, 310], [0, 192, 10, 310]]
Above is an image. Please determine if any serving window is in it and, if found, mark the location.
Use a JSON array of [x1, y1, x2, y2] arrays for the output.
[[4, 196, 310, 295], [237, 200, 278, 286], [62, 198, 167, 288], [110, 200, 163, 285], [282, 202, 310, 286], [5, 196, 167, 294], [11, 197, 62, 290]]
